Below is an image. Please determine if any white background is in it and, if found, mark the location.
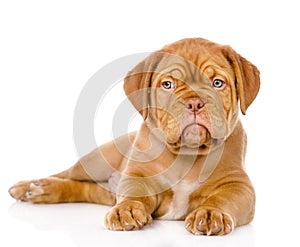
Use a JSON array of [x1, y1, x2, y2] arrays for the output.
[[1, 0, 300, 246]]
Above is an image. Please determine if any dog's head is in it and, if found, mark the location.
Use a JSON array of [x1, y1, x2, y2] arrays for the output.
[[124, 38, 260, 155]]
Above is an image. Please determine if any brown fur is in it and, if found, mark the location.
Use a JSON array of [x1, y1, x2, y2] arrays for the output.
[[9, 38, 260, 235]]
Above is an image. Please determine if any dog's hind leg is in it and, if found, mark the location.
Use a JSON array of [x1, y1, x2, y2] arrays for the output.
[[9, 133, 136, 205], [8, 177, 116, 205]]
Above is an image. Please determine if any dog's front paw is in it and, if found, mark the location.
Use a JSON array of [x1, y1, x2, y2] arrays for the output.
[[105, 200, 152, 231], [185, 206, 234, 235]]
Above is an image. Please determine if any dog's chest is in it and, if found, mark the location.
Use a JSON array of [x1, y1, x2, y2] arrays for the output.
[[158, 180, 200, 220]]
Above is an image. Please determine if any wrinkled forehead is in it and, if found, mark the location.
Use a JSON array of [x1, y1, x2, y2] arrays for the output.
[[150, 53, 205, 84], [150, 51, 233, 86]]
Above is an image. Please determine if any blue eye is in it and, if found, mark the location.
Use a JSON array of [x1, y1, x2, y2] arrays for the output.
[[212, 79, 225, 89], [161, 80, 175, 90]]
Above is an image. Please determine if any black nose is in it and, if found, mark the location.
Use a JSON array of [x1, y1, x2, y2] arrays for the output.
[[185, 97, 205, 113]]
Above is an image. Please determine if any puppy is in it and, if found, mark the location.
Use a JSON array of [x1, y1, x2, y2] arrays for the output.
[[9, 38, 260, 235]]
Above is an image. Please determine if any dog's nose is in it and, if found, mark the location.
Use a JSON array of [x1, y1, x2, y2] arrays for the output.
[[185, 97, 205, 113]]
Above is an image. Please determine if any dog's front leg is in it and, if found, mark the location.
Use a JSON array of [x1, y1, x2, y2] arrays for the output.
[[185, 173, 255, 235], [104, 175, 160, 231]]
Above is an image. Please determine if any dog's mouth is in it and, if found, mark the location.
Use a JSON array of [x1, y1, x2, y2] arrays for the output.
[[165, 122, 217, 153], [181, 123, 210, 147]]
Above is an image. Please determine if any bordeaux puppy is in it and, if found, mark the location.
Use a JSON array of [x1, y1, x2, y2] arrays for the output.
[[9, 38, 260, 235]]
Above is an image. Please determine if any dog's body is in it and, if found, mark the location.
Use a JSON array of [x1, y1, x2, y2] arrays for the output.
[[9, 38, 260, 235]]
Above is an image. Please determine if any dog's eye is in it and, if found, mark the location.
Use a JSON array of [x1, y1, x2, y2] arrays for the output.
[[212, 79, 225, 89], [161, 80, 175, 90]]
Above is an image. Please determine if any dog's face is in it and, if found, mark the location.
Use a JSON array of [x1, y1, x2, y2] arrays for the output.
[[124, 38, 260, 155]]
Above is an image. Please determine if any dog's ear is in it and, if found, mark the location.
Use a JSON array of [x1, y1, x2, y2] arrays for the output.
[[124, 53, 160, 119], [223, 46, 260, 115], [123, 60, 151, 119]]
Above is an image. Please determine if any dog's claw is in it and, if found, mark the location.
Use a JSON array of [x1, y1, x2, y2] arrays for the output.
[[124, 222, 135, 231], [196, 220, 206, 233]]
